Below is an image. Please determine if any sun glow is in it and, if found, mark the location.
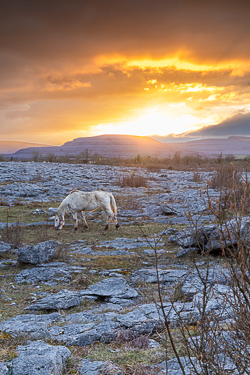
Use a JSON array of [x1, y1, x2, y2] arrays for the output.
[[92, 107, 200, 137]]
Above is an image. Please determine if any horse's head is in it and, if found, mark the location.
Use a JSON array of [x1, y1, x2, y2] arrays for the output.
[[54, 212, 65, 230]]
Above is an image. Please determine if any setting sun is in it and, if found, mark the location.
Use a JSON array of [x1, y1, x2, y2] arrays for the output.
[[91, 107, 200, 137]]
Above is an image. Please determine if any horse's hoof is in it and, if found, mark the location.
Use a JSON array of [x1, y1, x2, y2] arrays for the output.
[[104, 225, 109, 231], [85, 226, 89, 231], [74, 227, 78, 231], [116, 223, 120, 230]]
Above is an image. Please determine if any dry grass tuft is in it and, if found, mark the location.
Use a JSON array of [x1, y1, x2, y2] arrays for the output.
[[116, 172, 147, 188]]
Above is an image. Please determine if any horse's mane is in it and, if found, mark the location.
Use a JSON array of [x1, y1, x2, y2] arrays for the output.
[[69, 189, 79, 195]]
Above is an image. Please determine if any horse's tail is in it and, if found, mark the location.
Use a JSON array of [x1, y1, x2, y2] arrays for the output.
[[109, 193, 117, 216]]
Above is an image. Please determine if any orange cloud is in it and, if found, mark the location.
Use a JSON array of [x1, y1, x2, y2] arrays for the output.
[[1, 1, 250, 143]]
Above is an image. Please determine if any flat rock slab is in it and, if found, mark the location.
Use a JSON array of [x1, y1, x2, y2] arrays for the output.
[[25, 278, 138, 310], [0, 242, 11, 255], [97, 237, 164, 250], [79, 359, 122, 375], [131, 268, 187, 283], [48, 320, 119, 346], [25, 289, 85, 310], [117, 302, 200, 333], [0, 313, 62, 340], [17, 241, 60, 264], [70, 246, 131, 256], [14, 262, 85, 285], [83, 277, 138, 299], [11, 340, 70, 375]]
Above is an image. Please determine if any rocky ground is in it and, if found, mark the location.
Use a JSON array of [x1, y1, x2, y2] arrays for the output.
[[0, 161, 249, 374]]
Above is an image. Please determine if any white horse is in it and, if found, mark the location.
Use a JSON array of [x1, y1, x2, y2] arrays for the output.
[[54, 190, 120, 231]]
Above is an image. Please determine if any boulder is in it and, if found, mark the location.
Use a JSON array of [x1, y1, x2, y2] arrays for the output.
[[48, 321, 119, 347], [15, 263, 72, 285], [25, 289, 85, 310], [0, 313, 62, 339], [11, 340, 70, 375], [83, 277, 138, 299], [17, 241, 60, 264], [169, 217, 250, 256], [0, 242, 11, 255]]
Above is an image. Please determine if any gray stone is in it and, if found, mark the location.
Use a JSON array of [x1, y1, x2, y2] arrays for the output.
[[182, 266, 231, 298], [0, 313, 62, 339], [11, 340, 70, 375], [0, 242, 11, 255], [0, 363, 9, 375], [79, 359, 122, 375], [157, 356, 201, 375], [170, 218, 250, 255], [176, 247, 197, 258], [17, 241, 60, 264], [65, 310, 117, 324], [25, 289, 84, 310], [15, 263, 72, 285], [82, 277, 138, 299], [131, 268, 187, 283], [51, 321, 119, 347]]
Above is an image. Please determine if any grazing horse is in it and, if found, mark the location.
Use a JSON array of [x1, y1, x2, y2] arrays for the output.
[[54, 190, 120, 231]]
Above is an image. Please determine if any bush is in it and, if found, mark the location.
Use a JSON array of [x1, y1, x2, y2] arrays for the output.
[[115, 171, 147, 188]]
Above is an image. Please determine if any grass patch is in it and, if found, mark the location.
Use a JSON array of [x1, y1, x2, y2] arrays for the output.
[[0, 220, 167, 245]]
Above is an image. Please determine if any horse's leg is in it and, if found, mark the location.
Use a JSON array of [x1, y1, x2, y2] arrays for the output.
[[103, 209, 120, 230], [108, 209, 120, 230], [78, 211, 89, 230], [72, 212, 78, 231]]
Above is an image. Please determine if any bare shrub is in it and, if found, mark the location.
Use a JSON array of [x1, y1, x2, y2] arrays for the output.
[[116, 172, 147, 188], [115, 329, 136, 344], [3, 222, 23, 246], [210, 163, 241, 190], [115, 330, 150, 349], [130, 335, 150, 349], [192, 171, 202, 182]]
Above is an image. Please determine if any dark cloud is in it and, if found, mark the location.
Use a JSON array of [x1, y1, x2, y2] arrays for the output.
[[1, 0, 250, 68], [185, 112, 250, 137]]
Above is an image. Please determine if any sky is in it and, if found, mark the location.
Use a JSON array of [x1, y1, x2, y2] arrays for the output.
[[1, 0, 250, 145]]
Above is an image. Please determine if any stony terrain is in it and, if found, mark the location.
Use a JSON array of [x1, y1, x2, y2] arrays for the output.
[[0, 161, 249, 374]]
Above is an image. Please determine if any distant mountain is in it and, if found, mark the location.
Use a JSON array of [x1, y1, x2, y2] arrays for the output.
[[0, 141, 52, 155], [4, 134, 250, 159], [7, 135, 176, 159], [175, 136, 250, 156]]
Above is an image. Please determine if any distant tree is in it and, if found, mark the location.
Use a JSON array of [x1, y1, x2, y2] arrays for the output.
[[46, 153, 56, 162], [0, 154, 8, 161], [32, 150, 41, 162]]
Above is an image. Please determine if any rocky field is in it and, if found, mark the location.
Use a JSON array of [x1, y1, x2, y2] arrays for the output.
[[0, 161, 249, 374]]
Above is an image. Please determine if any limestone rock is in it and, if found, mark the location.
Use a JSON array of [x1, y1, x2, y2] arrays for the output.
[[25, 289, 84, 310], [0, 242, 11, 255], [0, 313, 62, 339], [131, 268, 187, 283], [11, 340, 70, 375], [83, 277, 138, 299], [79, 358, 122, 375], [17, 241, 60, 264], [15, 262, 72, 285]]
